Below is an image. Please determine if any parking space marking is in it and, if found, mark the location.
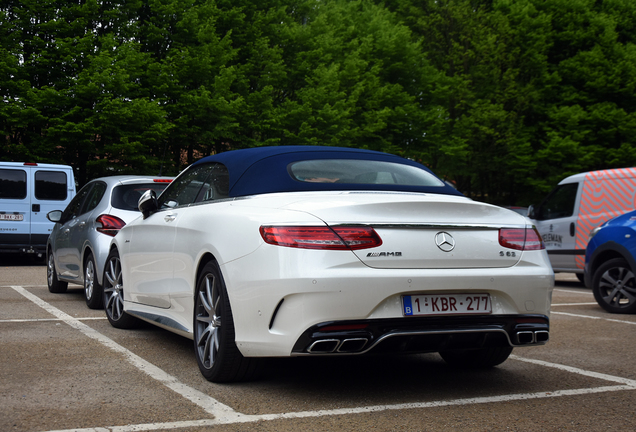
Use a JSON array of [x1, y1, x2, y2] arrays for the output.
[[11, 285, 636, 432], [10, 286, 243, 423], [43, 382, 636, 432], [551, 302, 598, 306], [553, 288, 594, 295], [552, 310, 636, 325], [1, 317, 107, 323]]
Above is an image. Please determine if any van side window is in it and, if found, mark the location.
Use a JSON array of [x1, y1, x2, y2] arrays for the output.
[[35, 170, 68, 200], [535, 183, 579, 220], [0, 169, 27, 199]]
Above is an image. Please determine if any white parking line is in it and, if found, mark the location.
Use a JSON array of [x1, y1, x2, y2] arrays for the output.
[[551, 302, 598, 306], [9, 285, 636, 432], [554, 288, 594, 295], [10, 286, 242, 423], [552, 310, 636, 325], [1, 317, 107, 323]]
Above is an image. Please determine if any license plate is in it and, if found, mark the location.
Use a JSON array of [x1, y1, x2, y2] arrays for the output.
[[0, 214, 23, 221], [402, 294, 491, 316]]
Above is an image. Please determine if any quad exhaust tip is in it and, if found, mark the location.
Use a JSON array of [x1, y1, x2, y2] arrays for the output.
[[307, 338, 369, 354], [516, 330, 549, 345]]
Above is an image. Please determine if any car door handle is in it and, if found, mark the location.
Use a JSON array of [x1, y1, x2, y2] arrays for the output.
[[164, 214, 176, 222], [570, 222, 575, 237]]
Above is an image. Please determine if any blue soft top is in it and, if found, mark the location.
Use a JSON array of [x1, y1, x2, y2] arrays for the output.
[[191, 146, 463, 198]]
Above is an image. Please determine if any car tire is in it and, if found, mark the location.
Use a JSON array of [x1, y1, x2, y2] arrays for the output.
[[439, 346, 513, 368], [194, 261, 261, 383], [103, 249, 137, 329], [47, 250, 68, 293], [592, 258, 636, 314], [84, 253, 104, 309]]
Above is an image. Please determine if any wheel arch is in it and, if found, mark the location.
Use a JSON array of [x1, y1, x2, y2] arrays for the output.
[[194, 253, 220, 300], [82, 245, 95, 272], [589, 242, 636, 280]]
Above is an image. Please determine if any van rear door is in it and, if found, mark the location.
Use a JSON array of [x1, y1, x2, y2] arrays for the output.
[[531, 181, 582, 272], [0, 162, 75, 256], [30, 166, 75, 248]]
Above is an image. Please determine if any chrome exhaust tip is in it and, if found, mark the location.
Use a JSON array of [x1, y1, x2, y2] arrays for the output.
[[534, 330, 549, 343], [307, 339, 340, 353], [516, 331, 535, 344]]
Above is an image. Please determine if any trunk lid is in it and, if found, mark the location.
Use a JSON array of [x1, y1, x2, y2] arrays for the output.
[[281, 192, 529, 269]]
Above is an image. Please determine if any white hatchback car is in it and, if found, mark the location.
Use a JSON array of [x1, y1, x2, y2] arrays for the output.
[[46, 176, 172, 308], [103, 146, 554, 382]]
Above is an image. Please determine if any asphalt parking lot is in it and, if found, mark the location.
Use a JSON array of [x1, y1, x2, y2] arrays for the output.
[[2, 260, 636, 432]]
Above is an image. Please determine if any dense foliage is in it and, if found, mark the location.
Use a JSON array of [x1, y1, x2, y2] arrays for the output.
[[2, 0, 636, 205]]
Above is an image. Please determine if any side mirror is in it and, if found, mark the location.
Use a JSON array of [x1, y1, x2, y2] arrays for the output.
[[138, 189, 158, 219], [527, 204, 535, 220], [47, 210, 63, 223]]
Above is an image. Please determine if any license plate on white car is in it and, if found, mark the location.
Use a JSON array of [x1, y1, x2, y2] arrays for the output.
[[402, 294, 491, 316], [0, 214, 23, 221]]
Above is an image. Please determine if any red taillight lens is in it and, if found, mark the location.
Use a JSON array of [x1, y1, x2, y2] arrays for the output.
[[259, 226, 382, 250], [153, 179, 172, 183], [499, 227, 544, 251], [96, 214, 126, 237]]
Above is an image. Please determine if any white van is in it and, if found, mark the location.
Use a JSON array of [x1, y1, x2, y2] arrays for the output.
[[0, 162, 76, 259], [528, 167, 636, 278]]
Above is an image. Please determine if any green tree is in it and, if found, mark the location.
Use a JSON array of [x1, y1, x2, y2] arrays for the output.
[[0, 0, 172, 185], [381, 0, 636, 205]]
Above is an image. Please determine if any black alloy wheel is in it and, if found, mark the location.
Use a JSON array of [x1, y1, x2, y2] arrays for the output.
[[103, 249, 137, 328], [47, 250, 68, 293], [193, 261, 261, 383], [593, 258, 636, 314], [84, 253, 104, 309], [439, 346, 513, 368]]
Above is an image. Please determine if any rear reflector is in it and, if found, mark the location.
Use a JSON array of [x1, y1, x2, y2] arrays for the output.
[[499, 227, 545, 251], [260, 226, 382, 250], [96, 214, 126, 237], [319, 323, 369, 332]]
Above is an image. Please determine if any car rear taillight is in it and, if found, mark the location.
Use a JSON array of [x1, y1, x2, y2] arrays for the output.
[[153, 179, 172, 183], [499, 227, 544, 251], [96, 214, 126, 237], [260, 226, 382, 250]]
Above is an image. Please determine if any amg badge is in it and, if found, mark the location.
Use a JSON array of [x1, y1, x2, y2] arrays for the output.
[[366, 252, 402, 257]]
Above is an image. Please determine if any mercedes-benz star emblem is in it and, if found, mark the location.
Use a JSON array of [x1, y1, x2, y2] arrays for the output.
[[435, 232, 456, 252]]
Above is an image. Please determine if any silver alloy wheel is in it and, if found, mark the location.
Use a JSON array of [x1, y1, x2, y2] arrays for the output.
[[104, 255, 125, 321], [598, 265, 636, 308], [85, 258, 96, 300], [195, 273, 221, 370], [47, 254, 55, 287]]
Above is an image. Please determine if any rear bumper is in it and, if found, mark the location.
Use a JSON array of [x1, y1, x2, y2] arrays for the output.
[[292, 314, 550, 355]]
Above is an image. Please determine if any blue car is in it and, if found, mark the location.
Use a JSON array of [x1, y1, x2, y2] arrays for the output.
[[585, 210, 636, 313]]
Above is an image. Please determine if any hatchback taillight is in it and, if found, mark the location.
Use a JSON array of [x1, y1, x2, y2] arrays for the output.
[[499, 227, 544, 251], [96, 214, 126, 237], [260, 226, 382, 250]]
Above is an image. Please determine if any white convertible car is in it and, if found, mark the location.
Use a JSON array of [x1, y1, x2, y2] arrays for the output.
[[103, 146, 554, 382]]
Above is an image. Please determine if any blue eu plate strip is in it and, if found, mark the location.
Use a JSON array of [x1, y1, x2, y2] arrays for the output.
[[403, 295, 413, 316]]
